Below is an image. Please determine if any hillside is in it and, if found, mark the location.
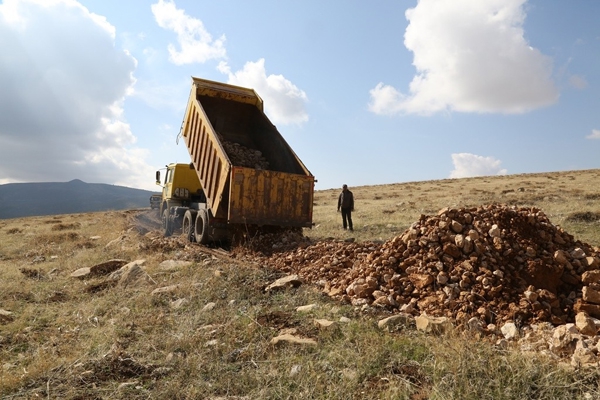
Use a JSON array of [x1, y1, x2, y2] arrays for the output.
[[1, 169, 600, 399], [0, 180, 159, 219]]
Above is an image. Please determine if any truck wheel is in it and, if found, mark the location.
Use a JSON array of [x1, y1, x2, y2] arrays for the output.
[[182, 210, 197, 242], [194, 209, 210, 245], [162, 209, 173, 237]]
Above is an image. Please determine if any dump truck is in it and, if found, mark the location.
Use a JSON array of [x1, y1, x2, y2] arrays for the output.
[[156, 77, 314, 244], [149, 194, 162, 209]]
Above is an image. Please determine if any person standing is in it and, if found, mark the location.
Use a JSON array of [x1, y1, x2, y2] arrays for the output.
[[337, 184, 354, 231]]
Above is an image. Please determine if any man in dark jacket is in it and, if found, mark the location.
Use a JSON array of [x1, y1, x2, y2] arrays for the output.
[[337, 184, 354, 231]]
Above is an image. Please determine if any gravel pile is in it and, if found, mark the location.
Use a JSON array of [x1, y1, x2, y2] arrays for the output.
[[247, 204, 600, 329], [221, 139, 269, 170]]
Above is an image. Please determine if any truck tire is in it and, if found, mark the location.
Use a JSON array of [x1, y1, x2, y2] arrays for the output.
[[162, 209, 173, 237], [194, 209, 210, 245], [182, 210, 197, 242]]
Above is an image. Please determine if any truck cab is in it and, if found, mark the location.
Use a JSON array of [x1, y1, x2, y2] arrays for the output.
[[156, 163, 206, 236], [158, 163, 204, 207]]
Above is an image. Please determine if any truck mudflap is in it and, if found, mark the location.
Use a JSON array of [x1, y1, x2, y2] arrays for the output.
[[229, 167, 313, 227]]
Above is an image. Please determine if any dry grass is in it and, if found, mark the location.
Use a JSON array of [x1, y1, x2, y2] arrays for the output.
[[309, 169, 600, 246], [1, 170, 600, 399]]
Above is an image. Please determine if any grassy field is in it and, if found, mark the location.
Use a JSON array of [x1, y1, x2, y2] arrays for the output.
[[1, 169, 600, 399]]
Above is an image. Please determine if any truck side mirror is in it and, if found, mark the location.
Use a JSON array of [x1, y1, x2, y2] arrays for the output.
[[155, 171, 161, 185]]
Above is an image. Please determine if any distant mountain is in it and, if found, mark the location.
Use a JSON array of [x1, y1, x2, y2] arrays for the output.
[[0, 180, 161, 219]]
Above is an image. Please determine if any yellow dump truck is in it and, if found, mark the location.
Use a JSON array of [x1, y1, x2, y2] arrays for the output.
[[156, 77, 314, 244], [149, 194, 162, 209]]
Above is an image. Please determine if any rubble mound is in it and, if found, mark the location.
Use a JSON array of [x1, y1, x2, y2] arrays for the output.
[[262, 204, 600, 328], [232, 227, 309, 255], [220, 137, 270, 170]]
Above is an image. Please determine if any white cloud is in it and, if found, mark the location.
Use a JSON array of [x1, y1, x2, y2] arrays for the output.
[[569, 74, 588, 90], [219, 59, 309, 125], [369, 0, 558, 116], [586, 129, 600, 140], [149, 1, 307, 126], [450, 153, 508, 178], [151, 0, 226, 65], [0, 0, 155, 189]]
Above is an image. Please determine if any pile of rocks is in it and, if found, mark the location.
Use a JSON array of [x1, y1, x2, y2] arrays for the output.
[[258, 204, 600, 329], [222, 140, 269, 170], [232, 228, 309, 255]]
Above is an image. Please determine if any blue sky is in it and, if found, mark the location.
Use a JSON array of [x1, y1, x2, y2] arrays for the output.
[[0, 0, 598, 191]]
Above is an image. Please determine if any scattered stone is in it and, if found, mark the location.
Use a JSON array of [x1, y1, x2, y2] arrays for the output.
[[70, 267, 92, 279], [71, 259, 128, 279], [571, 347, 598, 367], [575, 312, 597, 336], [110, 261, 153, 288], [170, 298, 189, 309], [501, 322, 519, 340], [467, 317, 485, 332], [0, 309, 14, 324], [415, 314, 451, 334], [159, 260, 192, 271], [118, 382, 138, 390], [296, 304, 317, 313], [314, 319, 336, 329], [400, 302, 416, 314], [270, 334, 317, 346], [378, 313, 413, 331], [265, 275, 302, 292], [549, 324, 579, 355], [202, 302, 216, 312]]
